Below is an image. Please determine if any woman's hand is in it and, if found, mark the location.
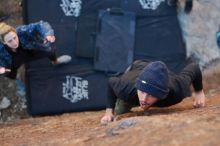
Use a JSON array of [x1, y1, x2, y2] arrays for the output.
[[0, 67, 11, 74], [44, 35, 55, 43], [193, 90, 206, 108]]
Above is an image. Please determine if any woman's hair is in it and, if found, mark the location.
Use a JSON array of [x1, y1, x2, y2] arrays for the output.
[[0, 22, 16, 43]]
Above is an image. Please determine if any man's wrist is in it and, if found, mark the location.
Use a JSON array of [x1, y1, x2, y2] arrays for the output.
[[106, 108, 113, 114]]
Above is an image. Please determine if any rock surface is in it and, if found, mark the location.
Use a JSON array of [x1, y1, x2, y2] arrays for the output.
[[178, 0, 220, 67]]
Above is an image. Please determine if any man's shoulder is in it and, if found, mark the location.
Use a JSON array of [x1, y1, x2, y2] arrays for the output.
[[131, 59, 151, 70]]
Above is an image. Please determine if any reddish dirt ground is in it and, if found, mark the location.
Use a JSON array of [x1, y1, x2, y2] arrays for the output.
[[1, 90, 220, 146]]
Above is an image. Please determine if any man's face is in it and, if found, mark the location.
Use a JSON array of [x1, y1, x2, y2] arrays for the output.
[[3, 31, 19, 51], [137, 90, 158, 110]]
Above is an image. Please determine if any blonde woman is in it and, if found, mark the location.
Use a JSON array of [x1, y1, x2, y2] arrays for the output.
[[0, 21, 71, 79]]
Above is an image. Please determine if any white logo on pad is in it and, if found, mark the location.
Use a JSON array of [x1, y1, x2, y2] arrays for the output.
[[139, 0, 165, 10], [60, 0, 82, 17], [62, 75, 89, 103]]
